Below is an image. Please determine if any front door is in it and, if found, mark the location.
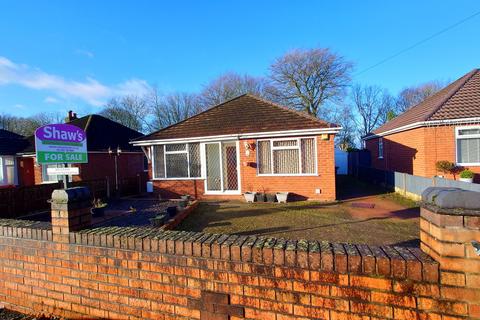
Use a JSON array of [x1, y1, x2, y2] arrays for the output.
[[203, 141, 240, 194]]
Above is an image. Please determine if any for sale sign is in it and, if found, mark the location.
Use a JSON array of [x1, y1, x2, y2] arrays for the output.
[[35, 124, 88, 164]]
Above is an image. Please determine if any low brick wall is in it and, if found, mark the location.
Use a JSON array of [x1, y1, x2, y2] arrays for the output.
[[0, 186, 478, 319], [161, 200, 199, 231]]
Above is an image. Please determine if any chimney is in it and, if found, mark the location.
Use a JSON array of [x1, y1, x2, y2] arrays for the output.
[[66, 110, 78, 123]]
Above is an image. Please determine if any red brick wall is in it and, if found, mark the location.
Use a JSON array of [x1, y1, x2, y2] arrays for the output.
[[240, 136, 336, 201], [30, 152, 145, 185], [0, 223, 454, 320], [1, 193, 479, 320], [365, 125, 480, 180], [152, 135, 337, 201]]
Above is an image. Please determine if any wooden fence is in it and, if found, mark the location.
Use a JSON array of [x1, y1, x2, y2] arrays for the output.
[[0, 174, 146, 218]]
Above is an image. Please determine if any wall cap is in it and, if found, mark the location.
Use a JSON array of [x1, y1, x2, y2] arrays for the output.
[[421, 187, 480, 212], [51, 187, 91, 204]]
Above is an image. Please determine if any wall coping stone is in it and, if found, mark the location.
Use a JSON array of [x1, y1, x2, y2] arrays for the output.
[[420, 202, 480, 216], [421, 187, 480, 210], [51, 187, 91, 204], [71, 226, 439, 282]]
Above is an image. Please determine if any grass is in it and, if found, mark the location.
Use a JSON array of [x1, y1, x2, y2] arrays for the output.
[[176, 200, 419, 246], [381, 192, 419, 209]]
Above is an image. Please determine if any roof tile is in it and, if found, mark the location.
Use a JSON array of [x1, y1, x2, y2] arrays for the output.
[[138, 94, 337, 141], [374, 69, 480, 135]]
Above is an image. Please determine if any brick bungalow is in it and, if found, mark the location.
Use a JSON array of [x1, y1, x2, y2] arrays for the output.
[[12, 112, 146, 188], [132, 94, 341, 201], [0, 129, 28, 187], [364, 68, 480, 181]]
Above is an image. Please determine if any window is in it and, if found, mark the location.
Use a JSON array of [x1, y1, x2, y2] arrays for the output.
[[0, 156, 15, 185], [457, 127, 480, 165], [378, 138, 384, 159], [42, 163, 71, 183], [152, 143, 201, 179], [257, 138, 316, 175]]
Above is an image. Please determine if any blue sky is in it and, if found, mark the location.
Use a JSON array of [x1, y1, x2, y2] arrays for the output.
[[0, 1, 479, 118]]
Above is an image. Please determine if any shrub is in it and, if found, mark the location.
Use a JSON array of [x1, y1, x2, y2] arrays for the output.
[[460, 169, 475, 179], [435, 160, 456, 175]]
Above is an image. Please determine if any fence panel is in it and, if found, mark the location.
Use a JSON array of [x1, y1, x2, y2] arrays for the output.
[[353, 165, 480, 200], [405, 174, 432, 198], [0, 176, 145, 218], [433, 176, 480, 192]]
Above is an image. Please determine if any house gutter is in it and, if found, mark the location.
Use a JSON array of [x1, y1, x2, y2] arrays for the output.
[[130, 127, 342, 146], [363, 117, 480, 141]]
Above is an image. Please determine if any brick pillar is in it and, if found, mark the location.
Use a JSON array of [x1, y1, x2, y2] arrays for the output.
[[51, 187, 92, 243], [420, 187, 480, 319]]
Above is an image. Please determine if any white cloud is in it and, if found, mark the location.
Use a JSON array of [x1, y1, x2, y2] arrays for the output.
[[0, 56, 152, 107], [44, 96, 60, 104], [75, 49, 94, 59]]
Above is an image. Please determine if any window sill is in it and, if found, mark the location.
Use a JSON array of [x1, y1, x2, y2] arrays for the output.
[[456, 162, 480, 166], [152, 177, 204, 181], [204, 190, 241, 195], [257, 174, 319, 177]]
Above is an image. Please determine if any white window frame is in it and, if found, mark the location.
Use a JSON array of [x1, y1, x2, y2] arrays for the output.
[[202, 140, 241, 195], [0, 156, 18, 186], [378, 138, 384, 159], [152, 143, 203, 180], [0, 157, 3, 182], [455, 126, 480, 166], [256, 137, 318, 176]]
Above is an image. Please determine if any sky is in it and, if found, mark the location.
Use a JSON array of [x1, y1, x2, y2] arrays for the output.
[[0, 0, 479, 118]]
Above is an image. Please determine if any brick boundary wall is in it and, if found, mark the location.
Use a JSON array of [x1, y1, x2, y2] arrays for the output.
[[0, 187, 478, 319]]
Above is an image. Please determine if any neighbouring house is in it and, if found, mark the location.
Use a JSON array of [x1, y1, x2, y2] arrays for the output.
[[132, 94, 341, 201], [12, 111, 146, 189], [0, 129, 28, 187], [364, 68, 480, 182]]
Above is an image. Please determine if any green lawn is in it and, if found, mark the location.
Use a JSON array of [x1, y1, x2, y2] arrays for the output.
[[175, 200, 419, 246]]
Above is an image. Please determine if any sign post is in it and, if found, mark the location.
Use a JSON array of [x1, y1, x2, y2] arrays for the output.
[[35, 124, 88, 189]]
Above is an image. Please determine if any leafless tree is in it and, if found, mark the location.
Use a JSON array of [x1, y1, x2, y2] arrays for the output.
[[149, 89, 201, 130], [352, 84, 393, 138], [395, 81, 444, 113], [0, 112, 62, 136], [269, 48, 353, 117], [100, 95, 150, 132], [199, 72, 273, 108]]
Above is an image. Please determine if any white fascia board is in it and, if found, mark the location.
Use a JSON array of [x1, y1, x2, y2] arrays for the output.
[[131, 127, 342, 146], [362, 117, 480, 141]]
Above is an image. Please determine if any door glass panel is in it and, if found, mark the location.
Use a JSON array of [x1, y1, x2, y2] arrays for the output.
[[222, 142, 238, 191], [206, 143, 221, 191]]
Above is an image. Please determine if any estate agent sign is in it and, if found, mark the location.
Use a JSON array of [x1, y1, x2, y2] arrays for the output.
[[35, 124, 88, 164]]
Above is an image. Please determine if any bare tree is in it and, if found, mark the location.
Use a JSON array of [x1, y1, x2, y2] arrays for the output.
[[149, 89, 201, 130], [352, 84, 393, 138], [100, 95, 150, 132], [0, 112, 62, 136], [395, 81, 444, 113], [269, 48, 353, 117], [199, 72, 273, 108]]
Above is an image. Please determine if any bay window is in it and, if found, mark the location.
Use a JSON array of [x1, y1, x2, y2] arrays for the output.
[[152, 143, 201, 179], [257, 137, 317, 175], [457, 127, 480, 165]]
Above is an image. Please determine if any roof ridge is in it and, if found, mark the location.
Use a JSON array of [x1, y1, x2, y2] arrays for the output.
[[425, 68, 479, 121], [136, 94, 250, 141], [244, 94, 337, 127]]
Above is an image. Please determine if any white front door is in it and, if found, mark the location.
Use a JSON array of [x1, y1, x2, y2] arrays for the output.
[[202, 141, 240, 194]]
